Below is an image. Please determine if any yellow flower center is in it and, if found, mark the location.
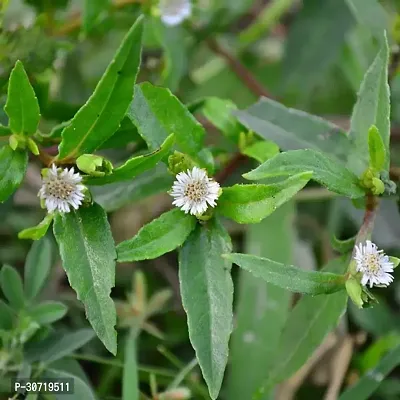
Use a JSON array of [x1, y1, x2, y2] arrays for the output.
[[45, 179, 74, 200], [184, 181, 207, 202], [364, 254, 380, 273]]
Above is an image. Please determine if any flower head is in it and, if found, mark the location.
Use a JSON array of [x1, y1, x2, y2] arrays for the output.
[[159, 0, 191, 26], [39, 164, 85, 213], [354, 240, 394, 288], [170, 167, 220, 215]]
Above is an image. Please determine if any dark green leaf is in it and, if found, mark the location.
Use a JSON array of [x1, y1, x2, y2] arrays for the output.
[[0, 125, 11, 137], [86, 134, 174, 185], [0, 300, 14, 330], [218, 172, 311, 224], [117, 208, 196, 262], [243, 149, 365, 198], [24, 237, 52, 300], [282, 0, 354, 90], [368, 125, 386, 171], [340, 344, 400, 400], [83, 0, 109, 33], [179, 219, 233, 400], [4, 60, 40, 135], [18, 214, 54, 241], [0, 264, 25, 309], [254, 258, 348, 397], [128, 82, 213, 171], [53, 204, 117, 355], [234, 97, 352, 161], [349, 32, 390, 173], [123, 330, 139, 400], [91, 164, 173, 212], [226, 253, 345, 295], [57, 16, 144, 161], [227, 202, 294, 400], [0, 146, 28, 202], [29, 301, 67, 324], [331, 235, 356, 254]]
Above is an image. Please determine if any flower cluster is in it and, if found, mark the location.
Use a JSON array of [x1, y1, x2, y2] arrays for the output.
[[354, 240, 394, 288]]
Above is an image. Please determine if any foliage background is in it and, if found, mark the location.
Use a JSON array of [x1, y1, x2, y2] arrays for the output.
[[1, 0, 400, 399]]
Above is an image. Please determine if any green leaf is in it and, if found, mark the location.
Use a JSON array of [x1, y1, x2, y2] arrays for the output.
[[53, 203, 117, 355], [123, 330, 139, 400], [349, 32, 390, 173], [128, 82, 213, 172], [0, 146, 28, 202], [234, 97, 352, 162], [227, 202, 294, 400], [340, 344, 400, 400], [92, 164, 173, 212], [254, 258, 348, 397], [218, 172, 311, 224], [241, 140, 279, 163], [243, 149, 365, 198], [29, 301, 67, 324], [24, 237, 52, 301], [0, 299, 14, 330], [4, 60, 40, 135], [202, 97, 243, 142], [0, 264, 25, 309], [0, 124, 11, 137], [331, 235, 356, 254], [117, 208, 196, 262], [282, 0, 354, 90], [57, 16, 144, 161], [86, 134, 174, 185], [368, 125, 386, 171], [151, 17, 188, 92], [225, 253, 345, 295], [83, 0, 109, 33], [26, 329, 95, 364], [18, 213, 54, 240], [344, 0, 389, 39], [179, 218, 233, 400]]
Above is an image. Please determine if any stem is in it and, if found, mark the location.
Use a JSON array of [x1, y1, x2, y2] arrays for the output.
[[214, 152, 246, 183], [239, 0, 295, 48], [38, 147, 54, 167], [206, 38, 271, 98], [167, 358, 198, 390]]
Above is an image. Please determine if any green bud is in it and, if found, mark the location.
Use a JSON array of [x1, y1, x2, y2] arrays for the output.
[[76, 154, 113, 177], [27, 137, 39, 155], [168, 151, 196, 175], [390, 256, 400, 269], [360, 167, 379, 189], [346, 277, 363, 308], [371, 177, 385, 195], [9, 134, 20, 150]]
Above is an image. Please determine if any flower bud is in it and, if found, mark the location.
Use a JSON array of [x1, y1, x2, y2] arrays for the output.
[[345, 276, 363, 308], [76, 154, 113, 177], [371, 177, 385, 195], [168, 151, 196, 175]]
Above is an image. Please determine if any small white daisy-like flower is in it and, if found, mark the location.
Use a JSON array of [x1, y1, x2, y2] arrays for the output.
[[159, 0, 192, 26], [38, 164, 85, 213], [170, 167, 220, 215], [354, 240, 394, 288]]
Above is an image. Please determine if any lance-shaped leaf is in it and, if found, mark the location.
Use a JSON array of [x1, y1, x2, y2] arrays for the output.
[[218, 172, 311, 224], [0, 264, 25, 309], [0, 146, 28, 202], [53, 203, 117, 355], [29, 301, 67, 325], [57, 16, 143, 161], [128, 82, 213, 171], [349, 32, 390, 173], [243, 149, 365, 198], [117, 208, 196, 262], [4, 60, 40, 135], [18, 214, 54, 241], [179, 219, 233, 400], [368, 125, 386, 172], [253, 258, 348, 398], [86, 134, 174, 185], [234, 97, 352, 162], [225, 253, 345, 295]]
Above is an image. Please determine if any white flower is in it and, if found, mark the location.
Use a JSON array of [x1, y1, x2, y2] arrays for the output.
[[170, 167, 220, 215], [159, 0, 191, 26], [38, 164, 85, 213], [354, 240, 394, 288]]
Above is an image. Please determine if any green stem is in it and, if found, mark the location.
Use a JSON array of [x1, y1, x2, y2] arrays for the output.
[[167, 358, 198, 390], [239, 0, 296, 48]]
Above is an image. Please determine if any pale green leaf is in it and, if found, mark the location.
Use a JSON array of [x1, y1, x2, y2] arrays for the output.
[[123, 330, 139, 400], [218, 172, 311, 224], [243, 149, 365, 198], [4, 60, 40, 135], [368, 125, 386, 171], [53, 203, 117, 355], [179, 218, 233, 399], [29, 301, 67, 324], [18, 213, 54, 241], [241, 140, 279, 163], [117, 208, 197, 262], [57, 16, 143, 161]]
